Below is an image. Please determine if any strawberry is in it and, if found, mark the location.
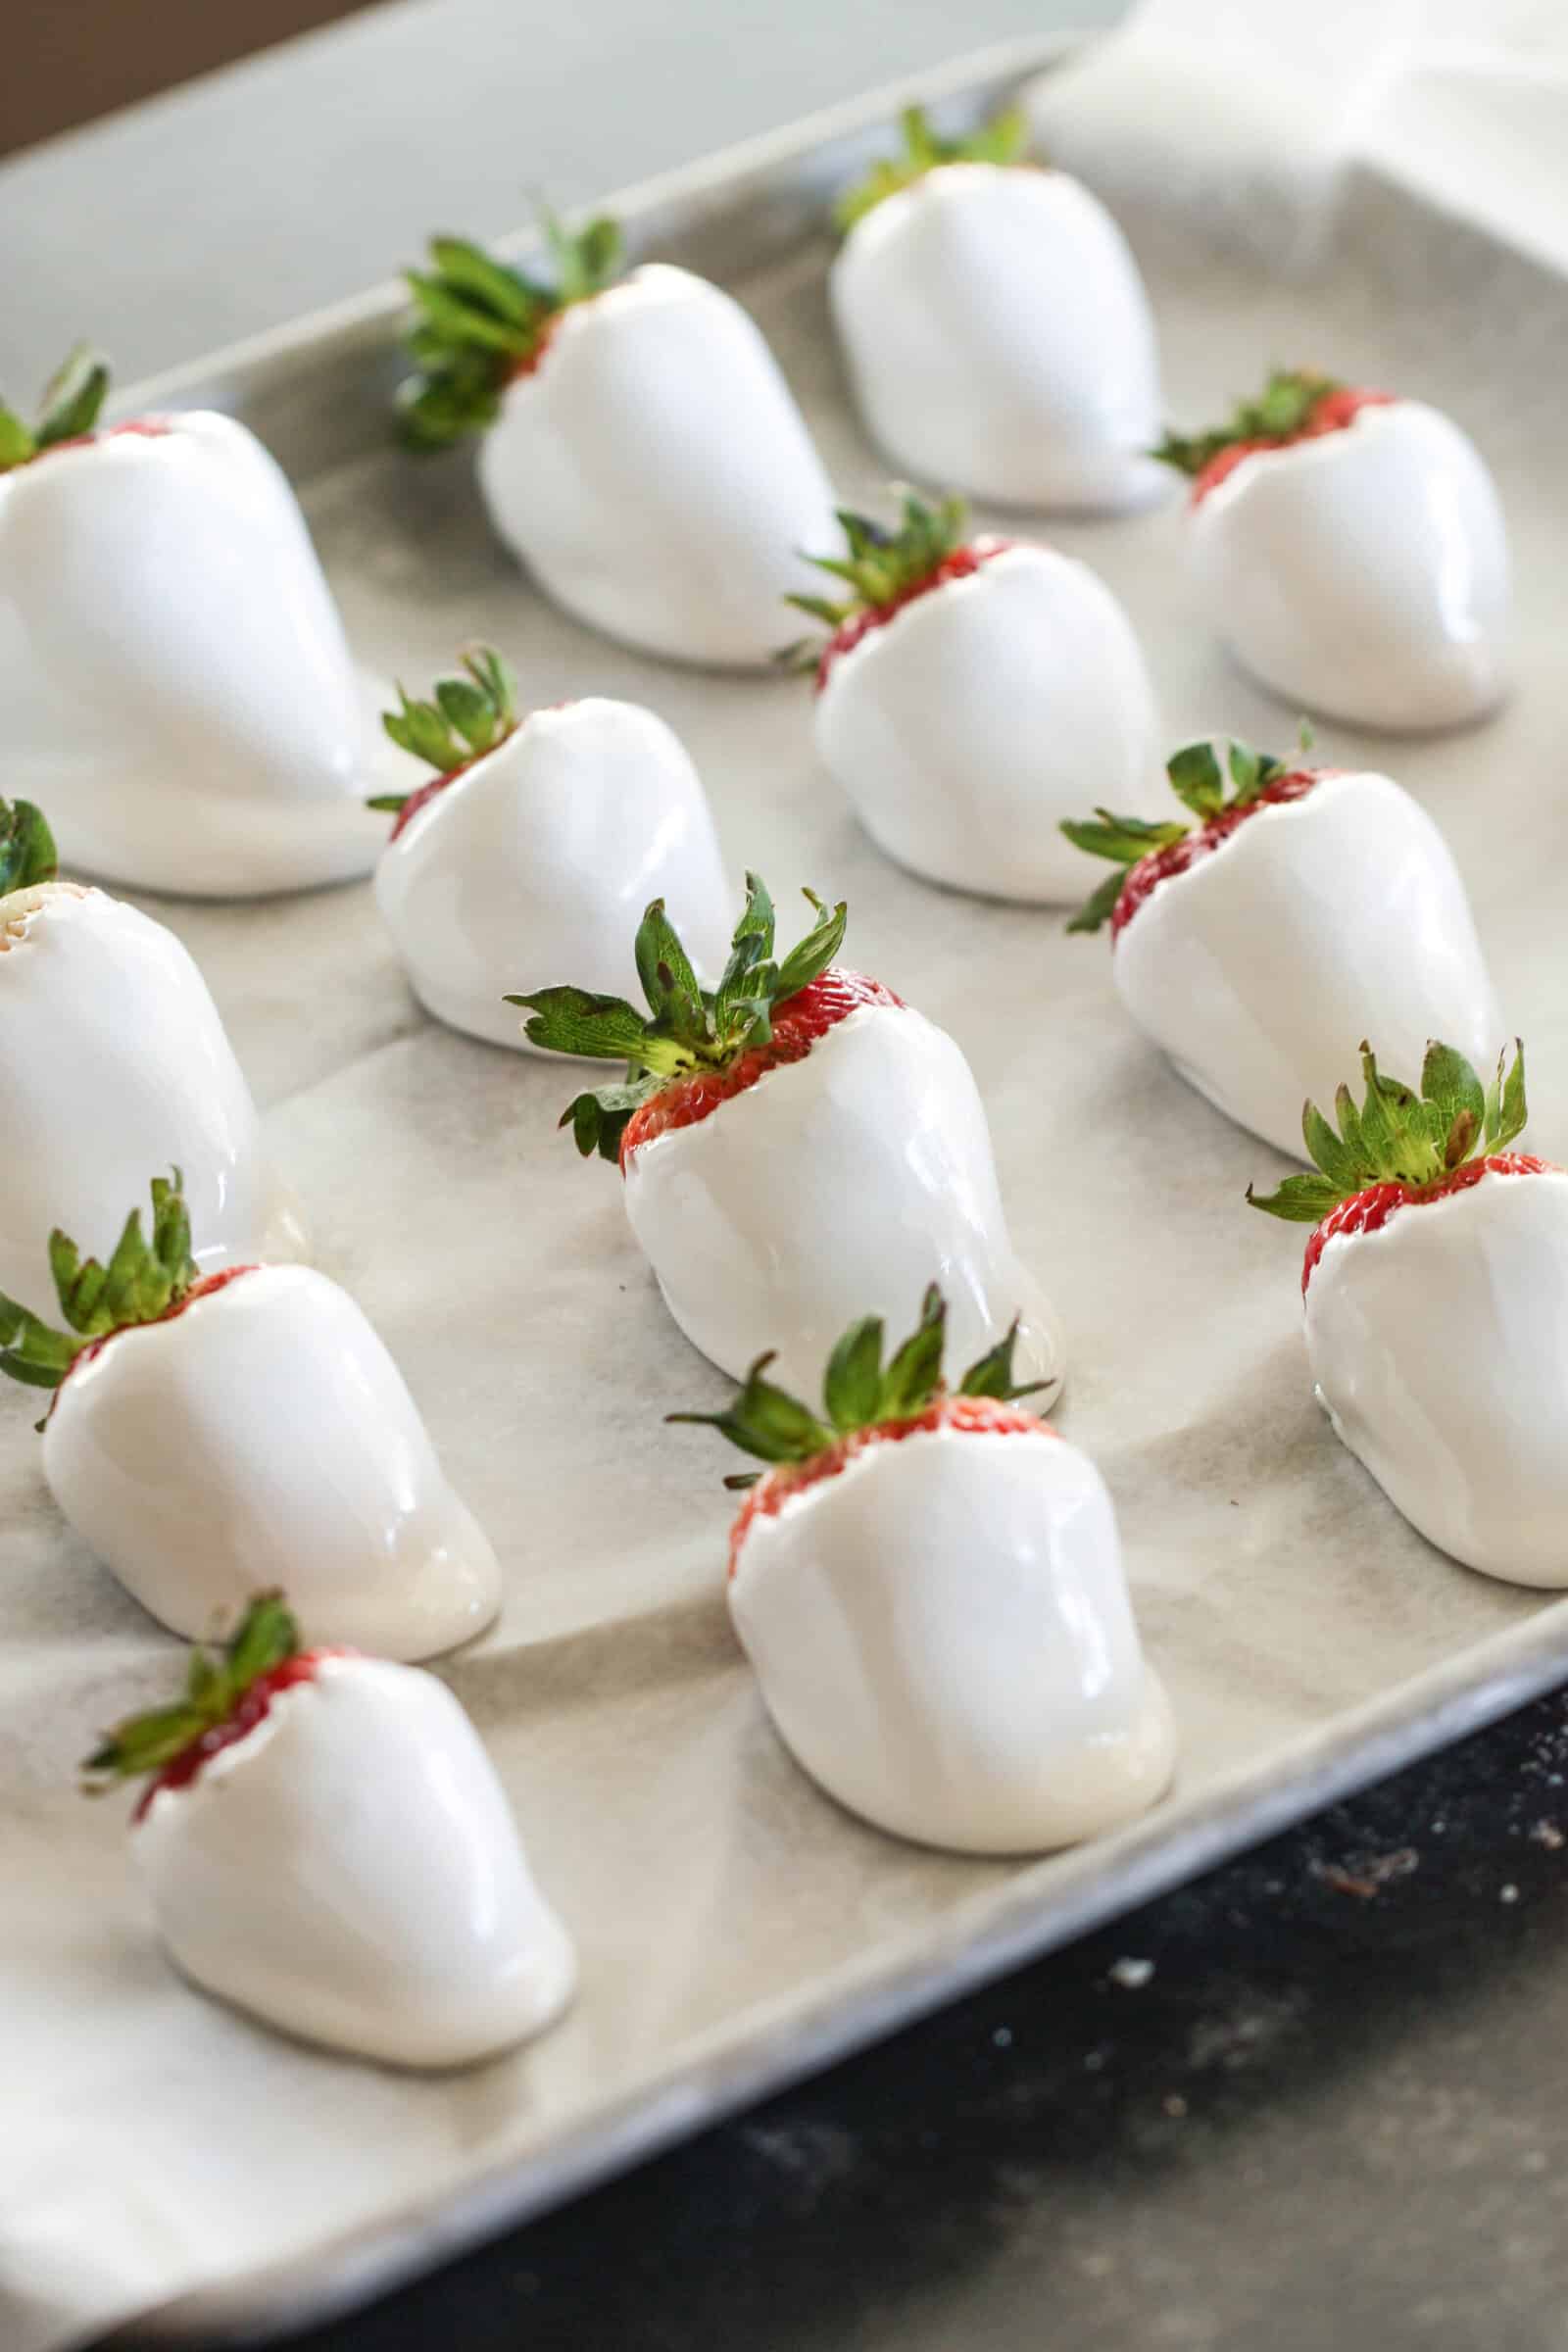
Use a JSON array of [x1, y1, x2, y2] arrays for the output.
[[369, 647, 730, 1051], [0, 350, 382, 896], [1154, 368, 1509, 730], [1248, 1041, 1568, 1587], [829, 107, 1162, 514], [396, 212, 837, 666], [1061, 736, 1504, 1159], [670, 1286, 1173, 1852], [0, 794, 304, 1318], [510, 875, 1062, 1398], [0, 1174, 498, 1656], [83, 1593, 575, 2068], [785, 487, 1161, 903]]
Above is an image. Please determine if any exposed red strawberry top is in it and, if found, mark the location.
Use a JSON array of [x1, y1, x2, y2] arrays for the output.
[[814, 538, 1011, 691], [58, 1263, 258, 1405], [1110, 768, 1332, 938], [1250, 1040, 1538, 1291], [372, 648, 519, 838], [620, 967, 901, 1167], [134, 1647, 338, 1822], [29, 419, 172, 468], [82, 1592, 343, 1819], [787, 490, 1011, 693], [1299, 1154, 1553, 1298], [1191, 389, 1395, 503], [727, 1392, 1050, 1577]]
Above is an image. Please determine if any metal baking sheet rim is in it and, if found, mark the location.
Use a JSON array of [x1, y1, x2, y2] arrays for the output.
[[82, 33, 1568, 2346]]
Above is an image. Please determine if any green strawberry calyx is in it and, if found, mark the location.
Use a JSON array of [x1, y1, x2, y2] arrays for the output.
[[395, 213, 623, 452], [779, 488, 971, 668], [506, 873, 847, 1162], [669, 1284, 1048, 1490], [82, 1592, 304, 1789], [1152, 369, 1342, 479], [1058, 729, 1312, 935], [1248, 1040, 1529, 1224], [0, 346, 112, 474], [836, 104, 1031, 232], [368, 647, 519, 812], [0, 798, 59, 899], [0, 1172, 200, 1406]]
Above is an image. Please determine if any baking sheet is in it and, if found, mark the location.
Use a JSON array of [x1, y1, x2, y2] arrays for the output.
[[9, 35, 1568, 2352]]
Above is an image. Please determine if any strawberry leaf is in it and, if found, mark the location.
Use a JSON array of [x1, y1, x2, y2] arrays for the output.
[[0, 1171, 199, 1398], [0, 346, 112, 473], [836, 104, 1030, 231], [1153, 368, 1342, 478], [788, 490, 970, 662], [376, 647, 517, 805], [82, 1592, 303, 1789], [1249, 1040, 1529, 1222], [671, 1284, 1047, 1489], [1061, 736, 1311, 936], [395, 213, 624, 451], [0, 798, 58, 897]]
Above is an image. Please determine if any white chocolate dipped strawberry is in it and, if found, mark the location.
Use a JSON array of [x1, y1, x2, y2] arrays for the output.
[[84, 1594, 574, 2068], [1156, 370, 1510, 731], [0, 349, 383, 896], [787, 489, 1161, 902], [671, 1288, 1173, 1853], [829, 109, 1162, 515], [0, 797, 304, 1319], [0, 1177, 498, 1658], [370, 647, 731, 1049], [1250, 1041, 1568, 1589], [396, 217, 837, 667], [510, 878, 1062, 1399], [1061, 735, 1504, 1161]]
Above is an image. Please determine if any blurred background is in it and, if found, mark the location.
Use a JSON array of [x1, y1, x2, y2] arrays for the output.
[[0, 0, 1125, 387]]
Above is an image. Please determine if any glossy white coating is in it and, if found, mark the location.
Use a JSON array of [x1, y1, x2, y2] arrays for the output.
[[476, 266, 838, 666], [622, 1001, 1063, 1399], [829, 165, 1163, 514], [730, 1423, 1175, 1853], [1112, 771, 1505, 1160], [1304, 1166, 1568, 1588], [814, 543, 1162, 902], [0, 414, 384, 895], [1187, 401, 1510, 730], [134, 1655, 575, 2068], [0, 882, 303, 1319], [43, 1264, 500, 1657], [374, 697, 732, 1050]]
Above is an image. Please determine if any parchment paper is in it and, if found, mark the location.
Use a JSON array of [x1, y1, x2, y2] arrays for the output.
[[8, 52, 1568, 2352]]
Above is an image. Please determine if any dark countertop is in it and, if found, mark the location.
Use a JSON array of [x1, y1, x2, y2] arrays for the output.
[[186, 1686, 1568, 2352]]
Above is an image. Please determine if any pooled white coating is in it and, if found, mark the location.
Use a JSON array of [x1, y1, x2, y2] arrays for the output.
[[0, 414, 384, 896], [1111, 771, 1505, 1160], [730, 1423, 1175, 1853], [829, 165, 1163, 514], [813, 543, 1162, 902], [1187, 401, 1510, 730], [622, 1001, 1063, 1400], [1304, 1167, 1568, 1588], [0, 882, 303, 1319], [43, 1264, 500, 1658], [133, 1655, 575, 2068], [373, 697, 732, 1050], [476, 266, 838, 666]]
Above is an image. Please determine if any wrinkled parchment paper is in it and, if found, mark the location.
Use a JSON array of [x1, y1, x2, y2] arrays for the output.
[[9, 52, 1568, 2351]]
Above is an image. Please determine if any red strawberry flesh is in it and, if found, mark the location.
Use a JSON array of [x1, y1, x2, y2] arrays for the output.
[[1300, 1154, 1553, 1298], [55, 1264, 259, 1410], [815, 538, 1011, 692], [29, 419, 173, 468], [620, 967, 902, 1170], [1191, 387, 1396, 505], [728, 1392, 1051, 1578], [134, 1648, 342, 1822], [1111, 769, 1337, 940]]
